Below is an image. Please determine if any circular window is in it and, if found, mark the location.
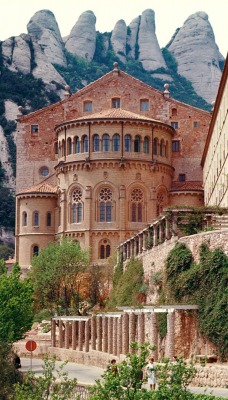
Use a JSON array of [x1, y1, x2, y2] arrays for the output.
[[40, 166, 49, 177]]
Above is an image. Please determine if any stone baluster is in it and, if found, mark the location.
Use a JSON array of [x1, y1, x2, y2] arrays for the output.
[[126, 242, 130, 259], [108, 317, 113, 354], [91, 316, 96, 350], [113, 317, 118, 356], [85, 319, 90, 353], [138, 234, 142, 254], [51, 319, 56, 347], [134, 238, 138, 257], [129, 312, 137, 353], [97, 316, 102, 351], [102, 316, 108, 353], [165, 310, 175, 359], [78, 320, 84, 351], [72, 321, 77, 350], [123, 244, 127, 261], [138, 313, 145, 346], [123, 313, 129, 354], [142, 231, 146, 251], [65, 320, 70, 349], [117, 315, 123, 356], [117, 247, 120, 264], [165, 217, 170, 239], [130, 240, 134, 258], [159, 221, 163, 244], [59, 320, 63, 348]]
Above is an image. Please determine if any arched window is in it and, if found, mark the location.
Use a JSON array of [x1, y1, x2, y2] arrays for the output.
[[134, 135, 141, 152], [72, 188, 83, 223], [33, 211, 39, 226], [103, 134, 110, 151], [99, 187, 112, 222], [82, 135, 88, 152], [33, 245, 39, 257], [22, 211, 27, 226], [124, 135, 131, 152], [99, 239, 111, 259], [61, 139, 66, 157], [113, 134, 120, 151], [93, 134, 100, 152], [143, 137, 149, 153], [130, 188, 144, 222], [67, 137, 72, 155], [153, 138, 158, 155], [160, 139, 164, 156], [47, 212, 51, 227], [74, 136, 80, 153]]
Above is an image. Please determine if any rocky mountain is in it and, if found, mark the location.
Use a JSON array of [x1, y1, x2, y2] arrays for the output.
[[0, 7, 225, 233]]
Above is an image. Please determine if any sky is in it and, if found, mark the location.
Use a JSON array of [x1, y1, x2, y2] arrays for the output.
[[0, 0, 227, 57]]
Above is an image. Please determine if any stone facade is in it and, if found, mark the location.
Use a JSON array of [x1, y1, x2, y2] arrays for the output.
[[15, 64, 211, 269], [202, 55, 228, 207]]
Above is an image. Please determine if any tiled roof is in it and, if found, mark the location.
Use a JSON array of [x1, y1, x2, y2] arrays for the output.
[[169, 181, 203, 192], [74, 108, 160, 123], [20, 182, 57, 194]]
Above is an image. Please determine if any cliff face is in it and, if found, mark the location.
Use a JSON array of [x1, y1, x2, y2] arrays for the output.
[[167, 11, 223, 103], [0, 8, 224, 192]]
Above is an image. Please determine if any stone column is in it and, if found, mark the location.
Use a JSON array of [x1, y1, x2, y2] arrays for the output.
[[134, 238, 138, 257], [151, 312, 158, 359], [165, 217, 170, 239], [153, 224, 158, 246], [126, 242, 130, 259], [138, 313, 145, 346], [78, 320, 84, 351], [113, 317, 118, 356], [72, 321, 77, 350], [129, 313, 137, 353], [91, 316, 96, 350], [102, 316, 108, 353], [59, 320, 63, 348], [142, 231, 146, 251], [123, 244, 127, 261], [117, 315, 123, 356], [138, 234, 142, 254], [130, 240, 134, 258], [117, 247, 120, 264], [85, 319, 90, 353], [165, 311, 175, 359], [108, 317, 113, 354], [123, 313, 129, 354], [65, 320, 70, 349], [51, 319, 56, 347], [97, 316, 102, 351], [159, 222, 163, 244]]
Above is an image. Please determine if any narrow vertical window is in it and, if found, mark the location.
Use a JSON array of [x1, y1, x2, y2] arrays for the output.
[[103, 134, 110, 151], [22, 212, 27, 226], [82, 135, 88, 152], [33, 245, 39, 256], [112, 98, 120, 108], [33, 211, 39, 226], [47, 212, 51, 226], [113, 134, 120, 151], [99, 239, 111, 259], [99, 187, 112, 222], [124, 135, 131, 152], [143, 137, 149, 153], [153, 138, 158, 155], [130, 188, 144, 222], [93, 134, 100, 152], [72, 188, 83, 223], [134, 136, 140, 152]]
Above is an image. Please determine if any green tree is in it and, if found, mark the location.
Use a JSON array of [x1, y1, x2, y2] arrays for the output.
[[14, 354, 79, 400], [0, 263, 33, 343], [0, 342, 22, 400], [30, 238, 90, 315]]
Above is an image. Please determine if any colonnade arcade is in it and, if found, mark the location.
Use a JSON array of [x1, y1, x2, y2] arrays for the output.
[[51, 305, 198, 360]]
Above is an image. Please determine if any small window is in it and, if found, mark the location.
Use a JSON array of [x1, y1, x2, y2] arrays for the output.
[[179, 174, 186, 182], [172, 140, 180, 152], [31, 125, 39, 134], [54, 142, 58, 154], [112, 98, 120, 108], [93, 134, 100, 152], [134, 136, 140, 152], [47, 212, 51, 226], [84, 101, 92, 112], [140, 99, 149, 111], [143, 137, 149, 153], [103, 134, 110, 151], [171, 122, 179, 129], [124, 135, 131, 152], [33, 245, 39, 257], [39, 166, 49, 177], [100, 239, 111, 259], [193, 121, 198, 128], [172, 108, 177, 116], [33, 211, 39, 226], [113, 134, 120, 151], [82, 135, 88, 152], [22, 211, 27, 226]]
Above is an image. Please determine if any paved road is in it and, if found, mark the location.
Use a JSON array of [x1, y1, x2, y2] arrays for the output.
[[21, 358, 228, 398]]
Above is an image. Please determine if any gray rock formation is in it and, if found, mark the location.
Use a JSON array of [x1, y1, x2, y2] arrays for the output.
[[137, 9, 167, 71], [127, 16, 140, 59], [65, 10, 96, 60], [111, 19, 127, 63], [167, 11, 224, 103], [27, 9, 66, 67]]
